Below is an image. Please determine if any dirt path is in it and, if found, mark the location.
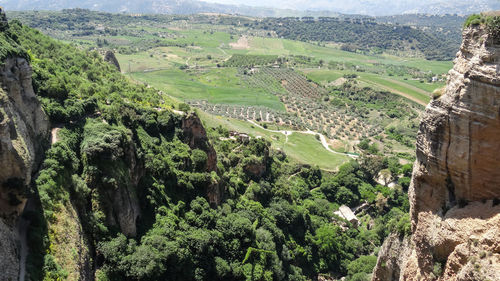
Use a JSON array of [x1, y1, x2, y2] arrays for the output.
[[247, 120, 357, 159], [381, 77, 431, 96], [217, 47, 227, 55], [51, 127, 61, 144]]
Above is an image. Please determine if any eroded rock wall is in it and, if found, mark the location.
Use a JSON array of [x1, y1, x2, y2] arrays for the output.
[[104, 50, 121, 72], [410, 25, 500, 220], [181, 113, 221, 206], [372, 23, 500, 281], [0, 57, 49, 281]]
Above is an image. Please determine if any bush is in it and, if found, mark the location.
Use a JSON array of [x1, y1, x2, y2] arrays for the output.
[[464, 14, 482, 27], [178, 103, 191, 112]]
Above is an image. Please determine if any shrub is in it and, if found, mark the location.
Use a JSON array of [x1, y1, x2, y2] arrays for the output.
[[432, 87, 445, 100], [178, 103, 191, 112]]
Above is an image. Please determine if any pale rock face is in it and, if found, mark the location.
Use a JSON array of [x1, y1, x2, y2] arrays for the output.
[[0, 58, 49, 221], [410, 25, 500, 220], [372, 233, 412, 281], [372, 24, 500, 281], [0, 58, 49, 281]]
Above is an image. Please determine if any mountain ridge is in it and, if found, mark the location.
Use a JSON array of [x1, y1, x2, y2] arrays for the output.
[[1, 0, 500, 16]]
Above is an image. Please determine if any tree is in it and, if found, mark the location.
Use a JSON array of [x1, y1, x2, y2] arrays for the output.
[[192, 149, 208, 171], [336, 186, 359, 207], [178, 103, 191, 112]]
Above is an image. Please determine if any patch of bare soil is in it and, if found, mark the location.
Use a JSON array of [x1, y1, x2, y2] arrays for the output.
[[230, 36, 249, 50]]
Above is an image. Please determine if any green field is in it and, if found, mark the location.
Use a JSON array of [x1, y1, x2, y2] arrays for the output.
[[198, 111, 350, 170], [116, 32, 453, 75], [242, 36, 452, 74], [114, 26, 451, 109], [303, 69, 345, 85], [357, 73, 432, 104], [130, 68, 285, 111], [303, 69, 438, 105]]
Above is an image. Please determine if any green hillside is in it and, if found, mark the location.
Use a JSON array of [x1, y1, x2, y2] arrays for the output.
[[1, 19, 413, 281], [7, 9, 454, 166]]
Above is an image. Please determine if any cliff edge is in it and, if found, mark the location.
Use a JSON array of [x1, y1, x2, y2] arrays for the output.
[[373, 17, 500, 281], [0, 57, 50, 279]]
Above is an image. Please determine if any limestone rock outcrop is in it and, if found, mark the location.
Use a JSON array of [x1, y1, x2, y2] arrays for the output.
[[182, 113, 217, 172], [104, 50, 121, 72], [372, 22, 500, 281], [0, 58, 49, 221], [372, 233, 412, 281], [0, 57, 49, 281], [181, 113, 221, 205], [83, 128, 143, 238]]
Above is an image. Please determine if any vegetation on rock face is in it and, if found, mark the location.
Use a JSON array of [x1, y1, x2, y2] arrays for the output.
[[0, 19, 413, 281], [0, 20, 27, 60], [464, 13, 500, 38]]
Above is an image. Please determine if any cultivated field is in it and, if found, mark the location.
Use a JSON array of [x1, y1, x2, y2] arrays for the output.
[[21, 11, 453, 169]]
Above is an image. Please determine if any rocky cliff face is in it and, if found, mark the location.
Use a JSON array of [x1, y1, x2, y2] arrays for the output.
[[182, 113, 217, 172], [0, 8, 8, 31], [181, 113, 221, 205], [104, 50, 121, 72], [100, 140, 142, 238], [373, 23, 500, 281], [0, 57, 49, 281]]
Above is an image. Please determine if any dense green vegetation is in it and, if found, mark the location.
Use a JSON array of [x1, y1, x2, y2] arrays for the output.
[[0, 18, 27, 60], [3, 19, 413, 281], [9, 9, 459, 61], [375, 14, 464, 46], [249, 17, 457, 60]]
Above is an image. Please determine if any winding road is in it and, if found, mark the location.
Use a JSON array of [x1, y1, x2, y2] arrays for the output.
[[246, 120, 358, 159]]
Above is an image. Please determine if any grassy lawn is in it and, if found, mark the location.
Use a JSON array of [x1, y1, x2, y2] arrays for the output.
[[198, 111, 350, 170], [283, 133, 349, 170]]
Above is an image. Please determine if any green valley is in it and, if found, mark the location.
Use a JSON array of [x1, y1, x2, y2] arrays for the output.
[[0, 4, 498, 281], [8, 9, 452, 170]]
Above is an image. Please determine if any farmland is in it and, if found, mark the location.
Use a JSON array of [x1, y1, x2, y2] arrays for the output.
[[10, 9, 455, 169]]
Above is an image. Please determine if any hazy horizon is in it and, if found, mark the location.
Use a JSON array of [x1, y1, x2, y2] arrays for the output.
[[0, 0, 499, 16], [199, 0, 500, 15]]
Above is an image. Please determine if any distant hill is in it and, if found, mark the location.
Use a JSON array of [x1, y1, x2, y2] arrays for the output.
[[0, 0, 339, 17], [1, 0, 500, 16], [251, 17, 458, 60], [375, 14, 467, 47], [9, 8, 459, 60]]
